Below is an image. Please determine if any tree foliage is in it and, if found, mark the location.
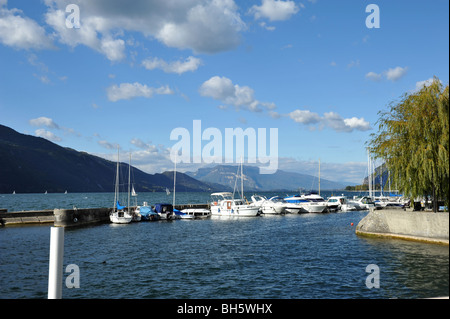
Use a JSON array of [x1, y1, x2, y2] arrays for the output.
[[368, 77, 449, 211]]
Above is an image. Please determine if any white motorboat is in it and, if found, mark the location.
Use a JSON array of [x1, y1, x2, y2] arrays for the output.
[[260, 196, 287, 215], [325, 197, 340, 212], [250, 195, 267, 209], [181, 208, 211, 219], [284, 194, 328, 213], [210, 160, 259, 217], [326, 196, 357, 212], [210, 192, 260, 217], [374, 195, 409, 209], [351, 196, 375, 210], [174, 208, 195, 219]]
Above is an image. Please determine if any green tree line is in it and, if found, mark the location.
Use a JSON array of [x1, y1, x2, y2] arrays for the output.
[[368, 77, 449, 212]]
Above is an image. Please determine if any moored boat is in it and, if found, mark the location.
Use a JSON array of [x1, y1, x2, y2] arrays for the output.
[[210, 192, 260, 217], [137, 202, 160, 221], [181, 208, 211, 219], [154, 203, 175, 220], [110, 148, 132, 224], [259, 196, 287, 215], [284, 194, 328, 213]]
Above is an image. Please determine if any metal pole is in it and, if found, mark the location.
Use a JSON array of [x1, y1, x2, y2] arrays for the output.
[[48, 227, 64, 299]]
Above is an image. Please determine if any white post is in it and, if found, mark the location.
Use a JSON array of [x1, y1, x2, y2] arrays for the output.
[[48, 227, 64, 299]]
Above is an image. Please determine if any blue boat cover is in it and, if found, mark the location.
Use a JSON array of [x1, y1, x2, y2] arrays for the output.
[[154, 203, 173, 213], [116, 201, 126, 210], [140, 206, 155, 215]]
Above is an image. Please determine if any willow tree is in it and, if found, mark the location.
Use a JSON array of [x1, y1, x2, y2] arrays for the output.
[[368, 77, 449, 212]]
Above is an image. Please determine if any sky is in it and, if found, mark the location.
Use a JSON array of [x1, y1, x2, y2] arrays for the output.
[[0, 0, 448, 184]]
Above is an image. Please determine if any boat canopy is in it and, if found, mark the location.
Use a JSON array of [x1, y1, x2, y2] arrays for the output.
[[154, 203, 173, 213], [140, 206, 154, 214], [211, 192, 233, 199], [116, 201, 126, 210]]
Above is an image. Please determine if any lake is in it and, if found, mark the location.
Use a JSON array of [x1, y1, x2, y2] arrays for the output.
[[0, 192, 448, 299]]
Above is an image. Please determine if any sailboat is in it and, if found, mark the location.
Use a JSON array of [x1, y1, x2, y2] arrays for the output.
[[128, 154, 141, 222], [172, 154, 193, 219], [110, 147, 133, 224]]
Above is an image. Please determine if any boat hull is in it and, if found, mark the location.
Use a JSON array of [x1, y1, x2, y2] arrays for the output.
[[210, 205, 259, 217], [110, 210, 132, 224], [181, 208, 211, 219], [261, 204, 285, 214]]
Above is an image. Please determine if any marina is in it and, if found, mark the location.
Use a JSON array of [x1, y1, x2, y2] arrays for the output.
[[0, 192, 448, 299]]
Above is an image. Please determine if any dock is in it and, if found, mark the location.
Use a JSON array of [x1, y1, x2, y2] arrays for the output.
[[0, 204, 210, 227], [0, 210, 54, 226]]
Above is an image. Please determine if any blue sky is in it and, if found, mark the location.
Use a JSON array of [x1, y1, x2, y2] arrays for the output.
[[0, 0, 448, 184]]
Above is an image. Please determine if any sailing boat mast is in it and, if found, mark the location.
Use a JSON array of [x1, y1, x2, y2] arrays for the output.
[[173, 153, 177, 208], [114, 146, 119, 211], [240, 157, 244, 201], [318, 158, 321, 196], [128, 152, 131, 212]]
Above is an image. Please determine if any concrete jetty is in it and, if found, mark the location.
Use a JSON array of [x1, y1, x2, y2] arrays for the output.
[[356, 208, 449, 245], [1, 204, 210, 227], [0, 210, 54, 226]]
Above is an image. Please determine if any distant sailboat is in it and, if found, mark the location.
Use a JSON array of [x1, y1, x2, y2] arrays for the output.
[[12, 191, 15, 195], [128, 154, 141, 222]]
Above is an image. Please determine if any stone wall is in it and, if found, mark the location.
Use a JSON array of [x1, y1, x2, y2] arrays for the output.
[[356, 208, 449, 245]]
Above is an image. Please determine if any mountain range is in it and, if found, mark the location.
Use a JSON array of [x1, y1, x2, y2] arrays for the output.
[[186, 165, 347, 192], [0, 124, 213, 194], [0, 124, 347, 194]]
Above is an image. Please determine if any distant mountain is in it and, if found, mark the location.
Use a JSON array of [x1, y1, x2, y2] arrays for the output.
[[0, 124, 215, 194], [186, 165, 347, 192]]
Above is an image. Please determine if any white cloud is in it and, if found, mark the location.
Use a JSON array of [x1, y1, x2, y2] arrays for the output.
[[142, 56, 202, 74], [0, 5, 53, 50], [100, 37, 126, 62], [385, 66, 408, 82], [250, 0, 300, 21], [199, 76, 275, 112], [365, 71, 382, 81], [107, 82, 174, 102], [323, 112, 371, 132], [366, 66, 408, 82], [44, 0, 245, 56], [29, 117, 60, 129], [35, 129, 62, 142], [289, 109, 321, 124], [343, 117, 372, 132], [288, 109, 372, 133], [44, 8, 126, 62]]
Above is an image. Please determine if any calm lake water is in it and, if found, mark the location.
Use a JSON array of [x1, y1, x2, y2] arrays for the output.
[[0, 192, 448, 299]]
